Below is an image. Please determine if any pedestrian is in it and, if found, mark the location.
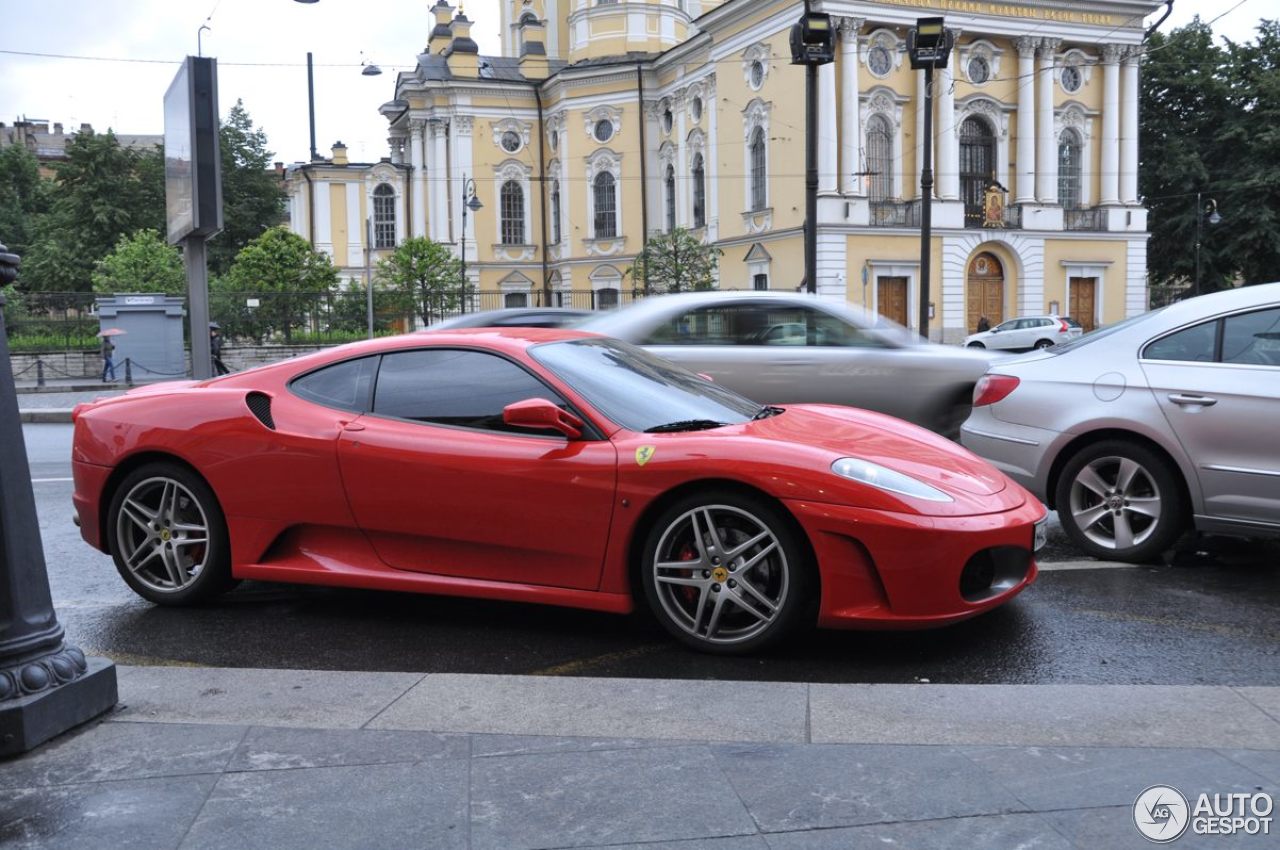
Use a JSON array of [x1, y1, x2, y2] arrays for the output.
[[210, 322, 230, 376], [101, 335, 116, 382], [976, 315, 991, 333]]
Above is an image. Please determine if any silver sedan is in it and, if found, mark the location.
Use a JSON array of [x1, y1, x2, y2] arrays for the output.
[[578, 291, 998, 436], [961, 283, 1280, 562]]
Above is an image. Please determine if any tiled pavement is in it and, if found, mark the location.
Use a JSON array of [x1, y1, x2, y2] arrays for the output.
[[2, 668, 1277, 849]]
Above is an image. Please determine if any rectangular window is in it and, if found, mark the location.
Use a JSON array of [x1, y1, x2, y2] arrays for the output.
[[753, 273, 768, 291]]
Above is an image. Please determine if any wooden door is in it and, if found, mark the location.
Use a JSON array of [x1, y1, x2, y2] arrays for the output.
[[966, 252, 1005, 333], [877, 277, 909, 327], [1069, 277, 1096, 331]]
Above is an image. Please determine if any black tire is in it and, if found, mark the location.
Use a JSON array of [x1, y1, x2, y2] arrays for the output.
[[640, 490, 813, 654], [1033, 339, 1054, 350], [1054, 440, 1186, 563], [967, 342, 986, 349], [107, 462, 236, 605]]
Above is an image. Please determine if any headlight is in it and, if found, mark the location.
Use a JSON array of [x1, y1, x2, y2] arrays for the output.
[[830, 457, 953, 502], [1033, 517, 1048, 552]]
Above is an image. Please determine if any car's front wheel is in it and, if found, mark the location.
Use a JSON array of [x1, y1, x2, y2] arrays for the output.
[[1054, 441, 1186, 563], [967, 342, 986, 349], [107, 462, 236, 605], [641, 491, 812, 654], [1034, 339, 1054, 350]]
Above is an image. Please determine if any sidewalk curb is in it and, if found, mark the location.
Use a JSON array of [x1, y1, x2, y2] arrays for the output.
[[20, 408, 74, 423]]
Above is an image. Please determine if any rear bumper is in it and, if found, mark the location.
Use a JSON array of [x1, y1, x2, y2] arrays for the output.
[[784, 496, 1045, 629], [959, 409, 1062, 500]]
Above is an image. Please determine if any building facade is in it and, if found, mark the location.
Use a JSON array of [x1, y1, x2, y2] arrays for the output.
[[286, 0, 1160, 341]]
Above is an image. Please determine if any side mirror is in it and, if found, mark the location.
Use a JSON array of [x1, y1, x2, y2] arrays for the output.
[[503, 398, 584, 439]]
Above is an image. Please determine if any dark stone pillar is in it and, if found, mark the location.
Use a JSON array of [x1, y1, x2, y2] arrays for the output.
[[0, 242, 117, 757]]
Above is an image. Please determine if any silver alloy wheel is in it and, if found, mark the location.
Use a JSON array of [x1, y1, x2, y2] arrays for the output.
[[1068, 455, 1162, 551], [114, 476, 212, 593], [650, 504, 789, 646]]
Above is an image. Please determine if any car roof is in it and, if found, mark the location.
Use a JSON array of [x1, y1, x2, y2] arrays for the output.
[[427, 307, 591, 330]]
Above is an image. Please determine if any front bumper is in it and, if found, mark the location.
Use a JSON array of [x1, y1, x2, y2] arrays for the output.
[[72, 460, 112, 552], [784, 496, 1045, 629]]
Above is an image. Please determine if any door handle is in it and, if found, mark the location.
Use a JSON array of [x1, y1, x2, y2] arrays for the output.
[[1168, 393, 1217, 407], [341, 421, 366, 432]]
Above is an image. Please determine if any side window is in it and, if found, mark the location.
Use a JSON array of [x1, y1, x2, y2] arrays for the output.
[[1143, 321, 1218, 363], [1221, 308, 1280, 366], [996, 320, 1019, 332], [372, 349, 567, 433], [645, 307, 737, 345], [290, 356, 378, 412]]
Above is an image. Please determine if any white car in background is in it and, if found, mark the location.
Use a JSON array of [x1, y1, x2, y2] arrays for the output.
[[965, 316, 1083, 351]]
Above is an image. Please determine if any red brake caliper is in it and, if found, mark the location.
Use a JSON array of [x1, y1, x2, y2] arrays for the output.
[[678, 542, 699, 604]]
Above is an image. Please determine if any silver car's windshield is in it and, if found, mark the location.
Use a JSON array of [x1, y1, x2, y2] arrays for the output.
[[530, 338, 761, 432], [1047, 307, 1169, 354]]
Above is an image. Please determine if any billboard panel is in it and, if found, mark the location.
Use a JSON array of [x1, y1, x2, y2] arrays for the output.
[[164, 57, 223, 244]]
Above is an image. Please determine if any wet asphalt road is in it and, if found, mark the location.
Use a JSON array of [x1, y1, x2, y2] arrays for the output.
[[23, 423, 1280, 685]]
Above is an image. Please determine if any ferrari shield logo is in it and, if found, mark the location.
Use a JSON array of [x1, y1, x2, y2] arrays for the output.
[[635, 446, 656, 467]]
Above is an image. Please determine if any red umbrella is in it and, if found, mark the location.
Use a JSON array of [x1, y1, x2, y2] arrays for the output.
[[96, 328, 127, 337]]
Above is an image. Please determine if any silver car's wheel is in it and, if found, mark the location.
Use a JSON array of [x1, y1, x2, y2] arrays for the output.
[[1056, 441, 1186, 563], [967, 342, 985, 348], [108, 463, 234, 604], [1034, 339, 1054, 350], [642, 493, 811, 653]]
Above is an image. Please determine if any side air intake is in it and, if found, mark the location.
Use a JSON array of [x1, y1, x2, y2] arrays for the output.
[[246, 392, 276, 430]]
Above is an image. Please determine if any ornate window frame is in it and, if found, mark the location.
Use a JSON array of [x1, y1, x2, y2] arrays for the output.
[[742, 98, 772, 221], [862, 29, 903, 79], [585, 148, 623, 249], [1059, 49, 1094, 93], [743, 42, 770, 91], [584, 105, 622, 145], [548, 159, 563, 246], [364, 163, 404, 248], [589, 264, 624, 309], [859, 87, 908, 199], [954, 95, 1013, 191], [959, 39, 1003, 86], [1054, 102, 1097, 207], [492, 159, 534, 260], [492, 117, 532, 155]]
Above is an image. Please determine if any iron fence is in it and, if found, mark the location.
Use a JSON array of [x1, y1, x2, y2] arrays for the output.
[[869, 200, 922, 227], [1, 291, 101, 351], [1064, 207, 1105, 231]]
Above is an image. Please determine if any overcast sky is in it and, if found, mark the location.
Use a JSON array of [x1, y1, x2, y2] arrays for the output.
[[0, 0, 1269, 166]]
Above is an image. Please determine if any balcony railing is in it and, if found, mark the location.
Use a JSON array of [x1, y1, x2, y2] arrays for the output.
[[1065, 207, 1105, 231], [869, 200, 921, 227]]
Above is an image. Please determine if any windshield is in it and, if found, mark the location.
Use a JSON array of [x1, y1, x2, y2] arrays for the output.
[[530, 338, 761, 433], [1047, 307, 1169, 354]]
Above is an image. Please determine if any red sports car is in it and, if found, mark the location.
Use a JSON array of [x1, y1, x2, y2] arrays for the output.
[[71, 329, 1045, 653]]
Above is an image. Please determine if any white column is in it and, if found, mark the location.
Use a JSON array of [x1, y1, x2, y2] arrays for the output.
[[1100, 44, 1122, 206], [818, 61, 838, 193], [409, 120, 427, 238], [451, 117, 475, 250], [937, 30, 959, 201], [675, 92, 689, 226], [430, 121, 449, 242], [915, 70, 928, 199], [1036, 39, 1060, 204], [706, 76, 719, 239], [838, 17, 863, 196], [1015, 36, 1037, 204], [347, 182, 362, 267], [1120, 46, 1141, 205]]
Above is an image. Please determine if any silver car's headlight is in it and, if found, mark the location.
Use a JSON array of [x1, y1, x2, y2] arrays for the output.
[[831, 457, 953, 502]]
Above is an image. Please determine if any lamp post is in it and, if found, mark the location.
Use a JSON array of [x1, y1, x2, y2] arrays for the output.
[[907, 17, 954, 341], [0, 243, 117, 756], [790, 0, 835, 296], [459, 176, 483, 315], [1192, 192, 1221, 299]]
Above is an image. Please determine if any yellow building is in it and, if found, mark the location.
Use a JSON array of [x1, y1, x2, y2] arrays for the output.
[[287, 0, 1159, 342]]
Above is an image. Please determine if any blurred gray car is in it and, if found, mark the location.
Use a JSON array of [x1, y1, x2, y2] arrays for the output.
[[578, 292, 998, 436], [961, 282, 1280, 563], [428, 307, 591, 330]]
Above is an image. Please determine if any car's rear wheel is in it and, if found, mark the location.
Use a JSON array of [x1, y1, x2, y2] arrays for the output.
[[1054, 441, 1186, 563], [1034, 339, 1054, 350], [107, 463, 236, 605], [967, 342, 986, 348], [641, 491, 812, 654]]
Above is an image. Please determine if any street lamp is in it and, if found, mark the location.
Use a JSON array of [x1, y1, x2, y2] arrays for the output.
[[789, 0, 835, 296], [459, 176, 483, 315], [1192, 192, 1221, 299], [907, 16, 955, 341]]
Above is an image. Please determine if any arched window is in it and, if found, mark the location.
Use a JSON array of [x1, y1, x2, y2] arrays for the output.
[[866, 115, 893, 202], [750, 126, 767, 211], [372, 183, 396, 249], [959, 116, 996, 227], [664, 165, 676, 232], [1058, 128, 1082, 210], [501, 180, 524, 245], [550, 179, 562, 244], [692, 153, 706, 229], [594, 172, 617, 238]]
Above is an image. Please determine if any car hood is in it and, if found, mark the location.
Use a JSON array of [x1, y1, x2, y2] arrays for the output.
[[743, 404, 1009, 498]]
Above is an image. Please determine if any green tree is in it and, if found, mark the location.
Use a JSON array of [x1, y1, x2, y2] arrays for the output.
[[0, 145, 49, 260], [209, 101, 285, 275], [91, 229, 185, 294], [225, 227, 339, 342], [375, 237, 462, 324], [627, 227, 722, 294], [23, 130, 162, 292]]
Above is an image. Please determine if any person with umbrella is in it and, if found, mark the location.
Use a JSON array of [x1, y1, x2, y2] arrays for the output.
[[210, 322, 229, 376], [97, 328, 124, 382]]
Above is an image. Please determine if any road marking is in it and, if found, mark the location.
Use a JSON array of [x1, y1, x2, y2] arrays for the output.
[[530, 645, 665, 677], [32, 477, 74, 483], [1037, 559, 1146, 571]]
